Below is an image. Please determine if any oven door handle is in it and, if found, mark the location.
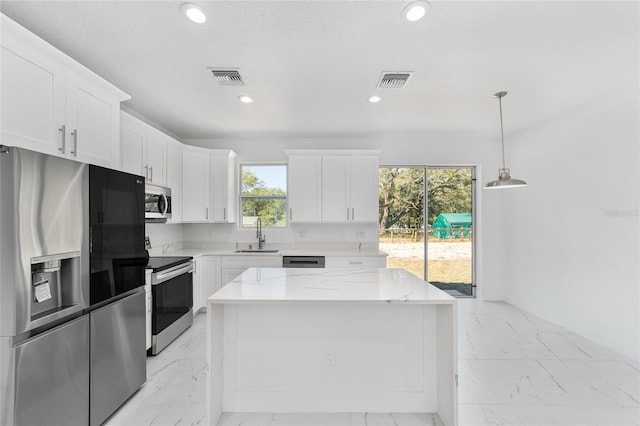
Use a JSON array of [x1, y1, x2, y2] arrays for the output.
[[152, 263, 193, 285]]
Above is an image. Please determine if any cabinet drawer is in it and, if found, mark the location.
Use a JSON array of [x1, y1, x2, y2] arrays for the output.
[[325, 256, 386, 269], [221, 256, 281, 269]]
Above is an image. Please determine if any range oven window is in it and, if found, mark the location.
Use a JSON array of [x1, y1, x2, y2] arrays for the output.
[[152, 272, 193, 335], [89, 165, 146, 305]]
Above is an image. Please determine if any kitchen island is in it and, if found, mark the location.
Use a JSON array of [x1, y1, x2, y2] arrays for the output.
[[207, 268, 457, 425]]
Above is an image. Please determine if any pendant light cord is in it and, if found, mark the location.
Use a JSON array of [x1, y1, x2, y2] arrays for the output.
[[498, 93, 507, 171]]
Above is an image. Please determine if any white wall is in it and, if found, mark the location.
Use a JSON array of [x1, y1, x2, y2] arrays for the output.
[[503, 83, 640, 359]]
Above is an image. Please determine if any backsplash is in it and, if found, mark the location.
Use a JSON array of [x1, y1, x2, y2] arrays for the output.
[[146, 222, 379, 254]]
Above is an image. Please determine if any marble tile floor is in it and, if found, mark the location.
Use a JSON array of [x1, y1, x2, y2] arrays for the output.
[[105, 300, 640, 426]]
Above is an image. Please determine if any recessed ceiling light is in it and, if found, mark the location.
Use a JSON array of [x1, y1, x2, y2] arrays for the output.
[[181, 3, 207, 24], [368, 96, 381, 103], [402, 1, 431, 22], [238, 96, 254, 104]]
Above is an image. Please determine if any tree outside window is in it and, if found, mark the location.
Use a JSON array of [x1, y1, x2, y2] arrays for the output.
[[241, 164, 287, 227]]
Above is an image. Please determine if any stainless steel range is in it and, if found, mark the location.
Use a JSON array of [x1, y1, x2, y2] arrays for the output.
[[146, 256, 194, 355]]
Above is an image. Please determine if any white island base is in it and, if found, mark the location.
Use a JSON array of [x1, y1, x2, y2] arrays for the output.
[[207, 268, 457, 425]]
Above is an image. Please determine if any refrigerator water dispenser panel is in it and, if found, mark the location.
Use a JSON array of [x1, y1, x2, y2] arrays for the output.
[[30, 252, 82, 322]]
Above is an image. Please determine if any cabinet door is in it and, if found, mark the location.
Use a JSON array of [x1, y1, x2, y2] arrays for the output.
[[66, 73, 121, 168], [145, 128, 167, 185], [288, 155, 322, 222], [349, 155, 379, 222], [1, 42, 65, 156], [192, 257, 203, 314], [210, 153, 236, 223], [322, 155, 350, 222], [166, 140, 183, 223], [181, 148, 210, 222], [120, 112, 146, 176], [325, 256, 387, 268], [198, 256, 221, 311]]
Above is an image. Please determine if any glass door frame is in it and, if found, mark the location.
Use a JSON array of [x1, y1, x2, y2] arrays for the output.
[[379, 165, 477, 298], [425, 166, 477, 298]]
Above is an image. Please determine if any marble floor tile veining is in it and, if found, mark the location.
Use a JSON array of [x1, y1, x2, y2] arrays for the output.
[[105, 300, 640, 426]]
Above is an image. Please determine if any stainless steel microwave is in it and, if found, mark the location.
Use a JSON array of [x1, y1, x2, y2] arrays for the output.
[[145, 183, 172, 222]]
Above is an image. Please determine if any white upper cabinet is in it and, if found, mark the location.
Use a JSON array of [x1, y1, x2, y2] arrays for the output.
[[120, 112, 146, 175], [166, 139, 183, 223], [321, 155, 351, 222], [288, 155, 322, 222], [1, 14, 128, 169], [144, 128, 167, 186], [209, 150, 237, 223], [288, 150, 380, 223], [181, 145, 211, 222], [345, 155, 380, 222], [322, 154, 379, 222], [120, 112, 167, 185]]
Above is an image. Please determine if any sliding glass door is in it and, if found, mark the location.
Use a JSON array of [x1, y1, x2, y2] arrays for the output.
[[379, 166, 476, 297]]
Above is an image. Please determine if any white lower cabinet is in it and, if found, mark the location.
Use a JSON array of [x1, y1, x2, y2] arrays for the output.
[[192, 256, 221, 314], [325, 256, 387, 269], [145, 270, 152, 351], [220, 256, 282, 285]]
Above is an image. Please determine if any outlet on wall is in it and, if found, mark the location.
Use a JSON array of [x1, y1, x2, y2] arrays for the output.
[[324, 351, 336, 366]]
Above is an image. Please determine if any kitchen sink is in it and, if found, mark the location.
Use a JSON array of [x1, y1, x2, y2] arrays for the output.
[[234, 249, 280, 253]]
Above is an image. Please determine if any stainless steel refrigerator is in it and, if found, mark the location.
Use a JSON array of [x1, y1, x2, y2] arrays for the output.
[[0, 146, 146, 425]]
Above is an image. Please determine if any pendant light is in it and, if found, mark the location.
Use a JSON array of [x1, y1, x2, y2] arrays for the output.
[[485, 91, 528, 189]]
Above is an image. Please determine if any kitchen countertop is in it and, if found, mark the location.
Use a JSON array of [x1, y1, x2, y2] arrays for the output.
[[154, 247, 388, 258], [208, 267, 454, 304]]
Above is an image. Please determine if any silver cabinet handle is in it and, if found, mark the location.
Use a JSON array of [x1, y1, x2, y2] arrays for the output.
[[149, 166, 153, 182], [352, 208, 355, 221], [223, 207, 226, 220], [144, 165, 149, 181], [290, 208, 292, 220], [70, 129, 78, 156], [58, 125, 66, 153], [205, 207, 209, 220], [350, 261, 363, 265]]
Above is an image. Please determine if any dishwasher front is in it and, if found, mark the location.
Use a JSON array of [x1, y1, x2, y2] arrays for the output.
[[282, 256, 325, 268]]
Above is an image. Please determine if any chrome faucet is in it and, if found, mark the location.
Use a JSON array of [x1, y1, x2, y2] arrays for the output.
[[256, 217, 266, 249]]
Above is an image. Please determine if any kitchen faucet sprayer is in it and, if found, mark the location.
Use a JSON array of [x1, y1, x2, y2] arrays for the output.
[[256, 217, 266, 249]]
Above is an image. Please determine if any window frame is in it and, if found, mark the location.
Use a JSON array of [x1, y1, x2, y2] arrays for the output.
[[239, 163, 288, 229]]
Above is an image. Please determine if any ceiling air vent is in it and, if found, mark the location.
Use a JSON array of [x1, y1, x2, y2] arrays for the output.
[[209, 69, 245, 86], [377, 72, 413, 89]]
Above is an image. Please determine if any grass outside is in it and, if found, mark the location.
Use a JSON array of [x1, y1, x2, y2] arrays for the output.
[[386, 257, 472, 284], [380, 236, 473, 295]]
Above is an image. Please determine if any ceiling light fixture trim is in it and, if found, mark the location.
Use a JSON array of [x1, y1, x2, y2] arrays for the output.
[[368, 96, 381, 103], [485, 91, 528, 189], [238, 95, 254, 104], [402, 1, 431, 22], [181, 3, 207, 24]]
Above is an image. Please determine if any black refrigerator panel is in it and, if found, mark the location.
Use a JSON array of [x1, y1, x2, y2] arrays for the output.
[[89, 165, 146, 306]]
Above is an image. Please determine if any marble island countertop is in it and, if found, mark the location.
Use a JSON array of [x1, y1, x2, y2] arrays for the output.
[[208, 267, 455, 304]]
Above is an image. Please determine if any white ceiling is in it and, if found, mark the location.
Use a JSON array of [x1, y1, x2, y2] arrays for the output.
[[1, 1, 638, 140]]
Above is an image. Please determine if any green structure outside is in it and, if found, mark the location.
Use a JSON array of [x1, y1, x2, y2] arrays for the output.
[[432, 213, 472, 239]]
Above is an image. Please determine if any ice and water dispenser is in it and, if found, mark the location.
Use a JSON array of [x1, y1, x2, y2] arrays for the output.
[[30, 252, 82, 322]]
